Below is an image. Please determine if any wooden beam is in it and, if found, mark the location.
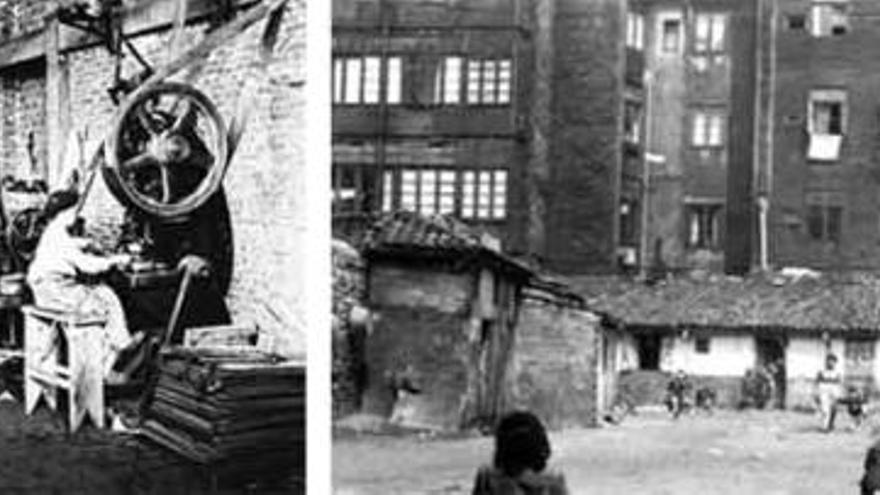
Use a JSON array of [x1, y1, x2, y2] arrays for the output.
[[0, 0, 261, 68], [129, 0, 287, 95], [44, 14, 70, 187]]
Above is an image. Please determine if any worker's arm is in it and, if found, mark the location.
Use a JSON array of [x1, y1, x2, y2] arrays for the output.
[[69, 247, 130, 275]]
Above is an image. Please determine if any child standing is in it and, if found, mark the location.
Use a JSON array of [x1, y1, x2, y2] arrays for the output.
[[471, 411, 568, 495]]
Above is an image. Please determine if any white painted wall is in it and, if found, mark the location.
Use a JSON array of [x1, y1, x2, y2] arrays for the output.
[[666, 334, 756, 376], [787, 336, 834, 380]]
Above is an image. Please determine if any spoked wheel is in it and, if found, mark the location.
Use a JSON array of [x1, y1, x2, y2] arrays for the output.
[[6, 207, 46, 268], [103, 82, 228, 222]]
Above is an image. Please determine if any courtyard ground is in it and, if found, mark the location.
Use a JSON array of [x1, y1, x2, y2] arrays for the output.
[[333, 409, 878, 494]]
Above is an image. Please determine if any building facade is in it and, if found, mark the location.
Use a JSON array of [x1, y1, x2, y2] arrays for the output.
[[769, 0, 880, 270], [631, 0, 768, 274], [331, 0, 640, 274]]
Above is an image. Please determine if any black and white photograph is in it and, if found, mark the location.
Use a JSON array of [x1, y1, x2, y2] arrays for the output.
[[0, 0, 311, 493], [330, 0, 880, 493]]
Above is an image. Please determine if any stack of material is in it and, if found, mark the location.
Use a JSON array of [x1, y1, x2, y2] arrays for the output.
[[142, 346, 304, 481]]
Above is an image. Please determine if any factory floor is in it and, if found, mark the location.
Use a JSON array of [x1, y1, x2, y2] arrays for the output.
[[0, 396, 304, 494]]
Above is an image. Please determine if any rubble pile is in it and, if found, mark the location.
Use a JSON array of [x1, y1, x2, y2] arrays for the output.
[[142, 347, 304, 482], [332, 239, 366, 418]]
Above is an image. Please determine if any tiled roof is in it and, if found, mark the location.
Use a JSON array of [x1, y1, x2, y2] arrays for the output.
[[362, 211, 532, 277], [568, 272, 880, 333]]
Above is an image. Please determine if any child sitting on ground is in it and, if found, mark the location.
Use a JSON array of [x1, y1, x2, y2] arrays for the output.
[[471, 411, 568, 495], [840, 385, 868, 429]]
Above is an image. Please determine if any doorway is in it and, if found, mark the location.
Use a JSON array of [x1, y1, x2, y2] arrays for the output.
[[755, 337, 786, 409], [636, 334, 662, 370]]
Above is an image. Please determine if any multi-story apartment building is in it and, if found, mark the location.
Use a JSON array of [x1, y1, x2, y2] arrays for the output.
[[632, 0, 769, 274], [331, 0, 643, 274], [338, 0, 880, 277], [769, 0, 880, 270]]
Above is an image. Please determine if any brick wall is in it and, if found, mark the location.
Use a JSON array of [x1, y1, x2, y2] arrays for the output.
[[506, 291, 600, 429], [0, 0, 46, 41], [770, 0, 880, 270], [546, 0, 623, 273], [56, 1, 307, 357], [0, 60, 46, 179]]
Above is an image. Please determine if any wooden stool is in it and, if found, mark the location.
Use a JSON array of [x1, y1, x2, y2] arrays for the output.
[[23, 306, 107, 432]]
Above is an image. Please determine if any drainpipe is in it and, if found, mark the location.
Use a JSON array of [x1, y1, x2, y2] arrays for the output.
[[640, 71, 666, 277], [639, 70, 654, 278], [758, 194, 769, 271]]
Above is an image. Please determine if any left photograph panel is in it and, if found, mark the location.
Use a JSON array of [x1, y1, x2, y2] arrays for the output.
[[0, 0, 308, 492]]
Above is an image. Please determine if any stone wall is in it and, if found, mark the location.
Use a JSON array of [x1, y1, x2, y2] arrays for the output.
[[506, 290, 600, 429], [362, 304, 471, 430], [332, 239, 367, 418]]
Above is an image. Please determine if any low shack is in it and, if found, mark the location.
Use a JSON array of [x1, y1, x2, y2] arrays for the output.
[[574, 272, 880, 410], [360, 212, 533, 430]]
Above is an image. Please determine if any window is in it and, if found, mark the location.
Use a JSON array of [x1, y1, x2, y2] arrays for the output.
[[332, 55, 402, 104], [694, 13, 726, 54], [627, 12, 645, 50], [806, 194, 843, 243], [466, 59, 512, 105], [384, 168, 508, 220], [386, 56, 402, 104], [637, 334, 662, 370], [619, 200, 638, 245], [332, 163, 379, 215], [624, 100, 643, 144], [461, 169, 507, 219], [809, 90, 846, 135], [686, 204, 722, 249], [808, 90, 846, 161], [434, 56, 463, 104], [691, 109, 725, 147], [662, 19, 681, 53], [811, 2, 849, 37], [695, 337, 711, 354], [787, 14, 807, 30]]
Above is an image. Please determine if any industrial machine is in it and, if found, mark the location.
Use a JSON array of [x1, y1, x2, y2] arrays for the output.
[[0, 0, 290, 341]]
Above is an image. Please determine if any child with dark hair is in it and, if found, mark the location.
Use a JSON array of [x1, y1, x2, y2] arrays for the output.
[[472, 411, 569, 495]]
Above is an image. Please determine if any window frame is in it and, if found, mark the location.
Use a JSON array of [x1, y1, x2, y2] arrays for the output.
[[382, 167, 509, 221], [695, 337, 711, 354], [433, 56, 464, 105], [805, 193, 843, 243], [810, 1, 850, 37], [332, 54, 402, 105], [465, 57, 514, 106], [627, 12, 645, 51], [690, 107, 727, 148], [685, 203, 723, 250], [808, 89, 848, 136], [332, 162, 381, 215], [661, 18, 682, 54], [693, 13, 727, 54], [624, 99, 644, 145]]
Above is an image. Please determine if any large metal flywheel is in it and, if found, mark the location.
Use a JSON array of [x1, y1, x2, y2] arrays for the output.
[[103, 82, 229, 221]]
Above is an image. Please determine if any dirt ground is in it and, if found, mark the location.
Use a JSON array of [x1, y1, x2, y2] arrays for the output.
[[0, 398, 304, 494], [332, 409, 880, 494]]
